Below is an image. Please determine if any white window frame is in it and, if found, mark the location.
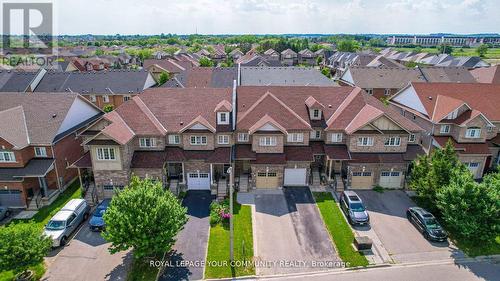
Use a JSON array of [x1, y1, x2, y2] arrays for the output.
[[123, 95, 131, 102], [259, 136, 277, 146], [312, 109, 321, 119], [90, 95, 96, 102], [287, 133, 304, 143], [96, 147, 116, 161], [0, 151, 16, 162], [357, 137, 374, 146], [384, 88, 391, 96], [217, 112, 229, 125], [218, 135, 230, 145], [331, 133, 343, 143], [366, 88, 373, 95], [384, 137, 401, 146], [440, 124, 451, 134], [409, 134, 416, 143], [465, 128, 481, 138], [168, 134, 180, 144], [237, 133, 249, 142], [139, 138, 156, 148], [190, 135, 207, 145], [103, 95, 110, 103], [310, 130, 321, 139], [34, 147, 47, 157]]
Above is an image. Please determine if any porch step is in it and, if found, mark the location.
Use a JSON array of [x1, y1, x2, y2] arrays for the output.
[[239, 174, 249, 192], [169, 179, 179, 195], [312, 170, 321, 186], [336, 176, 344, 191], [27, 199, 38, 211], [217, 180, 227, 199]]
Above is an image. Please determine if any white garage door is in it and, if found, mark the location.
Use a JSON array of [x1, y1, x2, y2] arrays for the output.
[[465, 162, 480, 178], [187, 173, 210, 190], [284, 168, 307, 186], [379, 171, 402, 188]]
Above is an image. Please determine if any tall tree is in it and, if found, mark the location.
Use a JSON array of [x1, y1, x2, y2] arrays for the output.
[[199, 57, 215, 67], [103, 176, 187, 259], [336, 39, 360, 52], [476, 44, 489, 57], [158, 72, 170, 85]]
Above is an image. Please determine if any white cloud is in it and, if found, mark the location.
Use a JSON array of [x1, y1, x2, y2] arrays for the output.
[[53, 0, 499, 35]]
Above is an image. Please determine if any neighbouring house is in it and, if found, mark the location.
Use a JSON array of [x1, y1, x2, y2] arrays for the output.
[[327, 52, 403, 78], [34, 70, 156, 109], [78, 85, 424, 200], [240, 66, 338, 86], [70, 57, 111, 71], [239, 56, 282, 67], [280, 49, 298, 66], [298, 49, 317, 65], [470, 65, 500, 84], [77, 88, 233, 200], [389, 82, 500, 178], [229, 48, 244, 62], [210, 45, 227, 63], [339, 66, 476, 99], [143, 58, 191, 81], [162, 67, 238, 88], [262, 48, 280, 61], [0, 93, 102, 209]]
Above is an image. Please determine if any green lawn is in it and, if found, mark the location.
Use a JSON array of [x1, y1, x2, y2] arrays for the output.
[[313, 192, 369, 267], [0, 181, 82, 281], [394, 47, 500, 59], [126, 256, 159, 281], [204, 197, 255, 279]]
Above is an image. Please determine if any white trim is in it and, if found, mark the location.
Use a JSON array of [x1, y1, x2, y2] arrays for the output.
[[218, 135, 230, 145], [190, 135, 208, 145]]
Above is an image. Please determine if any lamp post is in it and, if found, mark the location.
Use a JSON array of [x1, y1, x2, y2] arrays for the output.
[[227, 165, 234, 262]]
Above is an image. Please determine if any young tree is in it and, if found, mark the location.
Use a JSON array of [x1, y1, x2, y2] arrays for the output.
[[103, 176, 187, 258], [409, 140, 461, 213], [476, 44, 488, 57], [438, 43, 453, 54], [0, 223, 52, 279], [320, 67, 331, 78], [103, 104, 114, 113], [436, 168, 500, 243], [199, 57, 215, 67], [158, 72, 170, 85]]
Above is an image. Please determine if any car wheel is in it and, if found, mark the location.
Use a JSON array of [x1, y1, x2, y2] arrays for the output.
[[406, 211, 411, 220], [424, 232, 430, 240], [5, 210, 11, 217], [60, 236, 67, 246], [83, 213, 89, 220]]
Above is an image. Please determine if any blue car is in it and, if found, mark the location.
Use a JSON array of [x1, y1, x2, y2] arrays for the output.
[[89, 199, 111, 231]]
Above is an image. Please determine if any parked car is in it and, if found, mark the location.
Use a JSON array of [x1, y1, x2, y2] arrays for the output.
[[406, 207, 448, 242], [0, 206, 11, 221], [89, 199, 111, 231], [339, 191, 370, 225], [44, 199, 90, 247]]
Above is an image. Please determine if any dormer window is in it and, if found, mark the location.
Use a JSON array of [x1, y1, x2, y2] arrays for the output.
[[313, 109, 320, 118], [217, 112, 229, 125], [465, 127, 481, 138], [446, 109, 458, 119], [0, 151, 16, 163], [440, 125, 450, 134]]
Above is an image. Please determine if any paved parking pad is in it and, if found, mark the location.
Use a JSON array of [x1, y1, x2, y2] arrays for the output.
[[43, 223, 131, 281], [355, 190, 464, 263], [253, 187, 339, 276]]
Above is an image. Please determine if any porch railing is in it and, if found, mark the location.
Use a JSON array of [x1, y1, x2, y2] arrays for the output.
[[34, 190, 42, 209]]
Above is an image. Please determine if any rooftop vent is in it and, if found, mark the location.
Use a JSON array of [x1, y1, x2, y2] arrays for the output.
[[52, 114, 57, 118], [428, 96, 432, 100]]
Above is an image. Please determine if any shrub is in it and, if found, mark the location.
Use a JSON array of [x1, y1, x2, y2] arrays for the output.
[[209, 199, 230, 226]]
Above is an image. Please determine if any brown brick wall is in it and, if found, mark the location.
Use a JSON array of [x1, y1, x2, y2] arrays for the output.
[[251, 134, 284, 153], [182, 133, 215, 150], [53, 133, 83, 188], [0, 138, 54, 168], [347, 134, 409, 153]]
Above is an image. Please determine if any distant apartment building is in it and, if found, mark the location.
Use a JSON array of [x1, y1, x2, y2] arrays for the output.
[[386, 35, 500, 47]]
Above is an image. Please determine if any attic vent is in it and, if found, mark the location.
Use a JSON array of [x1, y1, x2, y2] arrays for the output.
[[52, 114, 57, 118], [428, 96, 432, 100]]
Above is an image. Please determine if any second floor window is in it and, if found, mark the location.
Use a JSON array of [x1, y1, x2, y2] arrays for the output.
[[217, 112, 229, 125], [190, 136, 207, 145], [90, 95, 96, 102], [218, 135, 230, 145], [331, 133, 342, 143], [34, 147, 47, 157], [310, 130, 321, 139], [259, 136, 277, 146], [357, 137, 374, 146], [384, 137, 401, 146], [440, 124, 451, 133], [123, 95, 131, 102], [238, 133, 249, 142], [384, 89, 391, 96], [366, 88, 373, 95], [103, 95, 110, 103], [313, 109, 320, 119], [287, 133, 304, 143], [409, 134, 416, 142], [0, 151, 16, 162], [139, 138, 156, 148], [465, 128, 481, 138], [168, 135, 180, 144], [96, 147, 116, 160]]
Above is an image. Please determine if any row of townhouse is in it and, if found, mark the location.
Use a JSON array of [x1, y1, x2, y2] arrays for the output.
[[0, 93, 103, 209], [75, 85, 424, 201]]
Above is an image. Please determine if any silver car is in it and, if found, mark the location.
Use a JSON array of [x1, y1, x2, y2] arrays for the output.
[[44, 199, 90, 247], [340, 191, 370, 225]]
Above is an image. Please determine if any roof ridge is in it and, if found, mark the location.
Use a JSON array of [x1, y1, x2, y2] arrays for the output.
[[133, 96, 167, 135], [109, 110, 136, 137], [179, 115, 216, 133], [248, 114, 288, 134], [326, 87, 362, 127], [344, 104, 384, 134]]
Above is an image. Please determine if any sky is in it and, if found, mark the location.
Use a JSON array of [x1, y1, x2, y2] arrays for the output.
[[16, 0, 500, 35]]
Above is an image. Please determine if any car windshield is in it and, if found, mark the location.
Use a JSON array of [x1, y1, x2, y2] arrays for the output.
[[350, 202, 365, 212], [46, 220, 65, 230], [93, 208, 106, 217], [424, 218, 440, 229]]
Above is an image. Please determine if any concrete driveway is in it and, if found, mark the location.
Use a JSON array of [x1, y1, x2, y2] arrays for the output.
[[355, 190, 464, 263], [253, 187, 338, 276], [159, 190, 213, 281], [43, 220, 131, 281]]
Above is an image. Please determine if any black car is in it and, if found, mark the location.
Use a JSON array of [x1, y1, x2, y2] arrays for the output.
[[406, 207, 447, 242], [89, 199, 111, 231]]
